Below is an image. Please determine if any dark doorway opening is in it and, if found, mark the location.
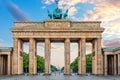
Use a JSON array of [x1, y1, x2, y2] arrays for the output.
[[0, 55, 8, 75], [107, 55, 114, 75]]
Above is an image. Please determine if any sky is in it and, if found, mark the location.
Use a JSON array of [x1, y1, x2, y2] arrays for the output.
[[0, 0, 120, 68]]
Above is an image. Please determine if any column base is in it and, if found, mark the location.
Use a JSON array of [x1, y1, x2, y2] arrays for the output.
[[12, 74, 24, 76], [29, 74, 37, 76], [92, 74, 104, 76], [44, 74, 51, 76], [77, 74, 86, 76], [64, 74, 71, 76]]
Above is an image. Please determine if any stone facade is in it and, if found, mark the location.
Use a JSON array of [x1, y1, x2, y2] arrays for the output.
[[0, 20, 119, 76], [103, 47, 120, 75], [10, 19, 104, 75], [0, 47, 13, 75]]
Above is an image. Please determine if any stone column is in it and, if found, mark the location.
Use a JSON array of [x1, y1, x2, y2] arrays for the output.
[[12, 38, 18, 75], [44, 38, 51, 75], [1, 56, 3, 75], [64, 38, 70, 75], [78, 40, 81, 75], [7, 54, 11, 75], [112, 56, 114, 75], [12, 38, 23, 75], [118, 54, 120, 75], [97, 38, 103, 75], [114, 54, 117, 75], [29, 38, 37, 75], [92, 39, 97, 75], [18, 39, 23, 74], [104, 54, 107, 75], [78, 38, 86, 75]]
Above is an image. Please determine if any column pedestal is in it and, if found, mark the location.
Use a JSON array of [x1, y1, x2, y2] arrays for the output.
[[64, 38, 70, 75]]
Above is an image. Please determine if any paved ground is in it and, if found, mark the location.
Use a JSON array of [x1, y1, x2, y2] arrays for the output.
[[0, 73, 120, 80]]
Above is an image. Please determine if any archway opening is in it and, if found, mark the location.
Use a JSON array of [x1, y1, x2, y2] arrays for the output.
[[0, 55, 8, 75], [107, 55, 114, 75], [37, 42, 45, 74], [51, 43, 64, 75], [23, 42, 29, 74], [70, 43, 78, 75], [86, 43, 92, 74]]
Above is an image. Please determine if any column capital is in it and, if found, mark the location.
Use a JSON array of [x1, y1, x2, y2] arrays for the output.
[[96, 37, 102, 40], [65, 38, 70, 40], [29, 38, 35, 40]]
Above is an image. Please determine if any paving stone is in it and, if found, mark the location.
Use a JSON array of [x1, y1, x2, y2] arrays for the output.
[[0, 73, 120, 80]]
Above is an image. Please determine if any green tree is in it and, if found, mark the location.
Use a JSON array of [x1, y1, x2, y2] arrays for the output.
[[70, 54, 92, 73], [86, 54, 92, 73], [23, 52, 29, 72], [37, 55, 44, 72], [51, 65, 58, 72], [23, 52, 58, 73], [70, 58, 78, 73]]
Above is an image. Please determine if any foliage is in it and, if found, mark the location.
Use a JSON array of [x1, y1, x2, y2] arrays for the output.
[[51, 65, 58, 72], [86, 54, 92, 73], [37, 55, 44, 72], [23, 52, 29, 68], [70, 54, 92, 73], [23, 52, 57, 73], [70, 58, 78, 73]]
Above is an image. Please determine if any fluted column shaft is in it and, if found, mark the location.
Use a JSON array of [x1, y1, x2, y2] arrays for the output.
[[114, 55, 117, 75], [12, 38, 18, 75], [29, 38, 37, 75], [97, 38, 103, 75], [92, 38, 103, 75], [78, 38, 86, 75], [44, 38, 51, 75], [118, 54, 120, 75], [7, 54, 11, 75], [12, 38, 23, 75], [64, 38, 70, 75], [92, 39, 97, 75], [104, 54, 107, 75], [18, 39, 23, 74]]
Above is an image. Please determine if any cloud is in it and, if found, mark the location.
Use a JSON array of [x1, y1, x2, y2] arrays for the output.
[[43, 0, 90, 18], [80, 0, 120, 40], [41, 6, 46, 9], [3, 0, 29, 21], [43, 0, 54, 5], [103, 39, 120, 48], [106, 0, 120, 7]]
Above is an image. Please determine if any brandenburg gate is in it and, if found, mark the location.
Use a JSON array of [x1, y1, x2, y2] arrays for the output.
[[10, 0, 104, 75], [11, 20, 104, 75], [1, 0, 120, 76]]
